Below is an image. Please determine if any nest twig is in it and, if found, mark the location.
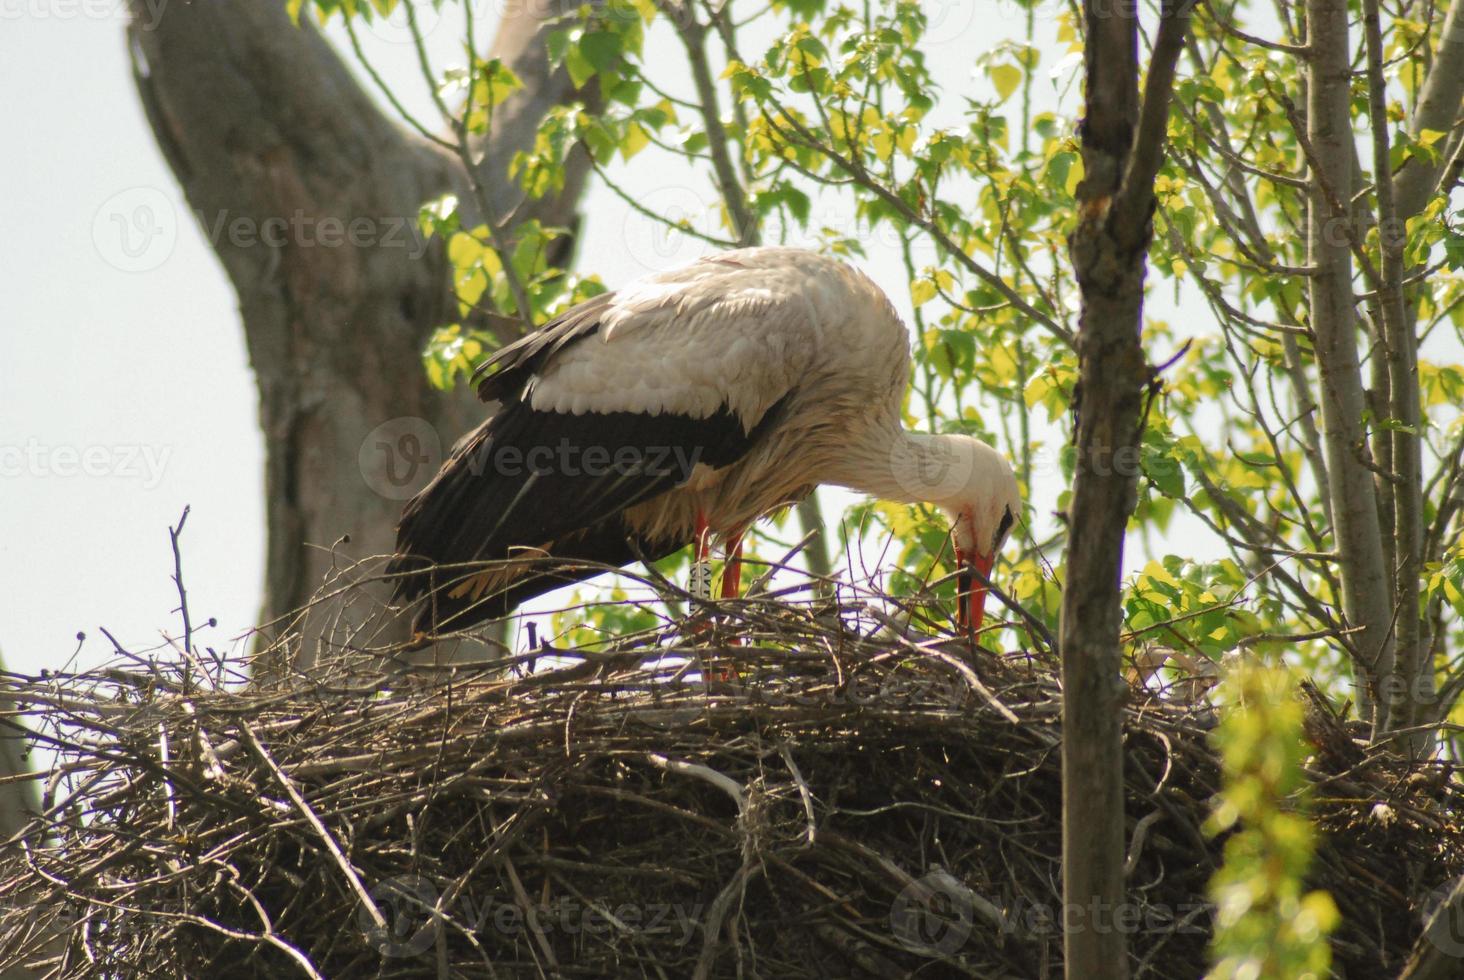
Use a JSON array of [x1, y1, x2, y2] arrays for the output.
[[1, 578, 1459, 978]]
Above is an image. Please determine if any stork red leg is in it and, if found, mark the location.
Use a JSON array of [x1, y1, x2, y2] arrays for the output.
[[720, 530, 744, 599], [713, 530, 749, 657]]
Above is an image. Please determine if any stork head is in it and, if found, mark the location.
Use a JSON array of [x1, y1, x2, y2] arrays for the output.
[[903, 435, 1021, 634]]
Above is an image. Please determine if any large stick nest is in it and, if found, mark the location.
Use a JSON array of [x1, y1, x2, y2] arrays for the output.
[[2, 586, 1460, 978]]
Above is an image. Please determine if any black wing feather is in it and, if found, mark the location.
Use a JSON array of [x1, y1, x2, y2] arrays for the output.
[[390, 396, 789, 632], [473, 291, 616, 403], [402, 515, 683, 633], [393, 289, 795, 634]]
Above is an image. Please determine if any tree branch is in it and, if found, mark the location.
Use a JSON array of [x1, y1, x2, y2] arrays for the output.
[[1395, 0, 1464, 218], [762, 109, 1076, 348], [666, 1, 757, 246], [1303, 0, 1398, 733], [1059, 3, 1191, 978], [1113, 1, 1194, 249], [1363, 0, 1431, 737]]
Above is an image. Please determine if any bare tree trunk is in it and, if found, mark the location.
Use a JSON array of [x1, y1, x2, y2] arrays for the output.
[[1303, 0, 1398, 734], [126, 0, 591, 677], [0, 660, 37, 850], [0, 650, 61, 979], [1060, 2, 1189, 977]]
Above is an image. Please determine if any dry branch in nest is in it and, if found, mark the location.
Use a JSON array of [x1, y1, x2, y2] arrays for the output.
[[1, 576, 1461, 979]]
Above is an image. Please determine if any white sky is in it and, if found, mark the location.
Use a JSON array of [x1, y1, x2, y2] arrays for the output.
[[2, 0, 1201, 679]]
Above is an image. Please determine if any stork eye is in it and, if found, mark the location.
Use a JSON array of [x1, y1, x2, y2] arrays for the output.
[[993, 505, 1014, 551]]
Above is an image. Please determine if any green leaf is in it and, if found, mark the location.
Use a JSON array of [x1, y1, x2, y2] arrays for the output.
[[475, 59, 522, 108], [910, 277, 938, 306], [621, 121, 650, 160], [1445, 232, 1464, 271], [988, 63, 1022, 102], [579, 30, 622, 73], [1043, 151, 1074, 194], [565, 42, 596, 88], [1145, 446, 1186, 498], [783, 187, 810, 225], [546, 27, 571, 65], [938, 329, 976, 372]]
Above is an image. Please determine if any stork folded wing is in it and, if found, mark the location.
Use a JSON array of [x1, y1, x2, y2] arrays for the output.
[[389, 397, 781, 632]]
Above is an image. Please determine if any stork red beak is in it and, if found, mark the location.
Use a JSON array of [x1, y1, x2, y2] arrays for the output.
[[954, 548, 996, 636]]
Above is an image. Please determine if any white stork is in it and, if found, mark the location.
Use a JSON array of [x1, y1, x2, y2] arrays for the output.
[[391, 246, 1021, 636]]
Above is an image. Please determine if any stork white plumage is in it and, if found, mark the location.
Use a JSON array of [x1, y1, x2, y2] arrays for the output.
[[391, 246, 1021, 636]]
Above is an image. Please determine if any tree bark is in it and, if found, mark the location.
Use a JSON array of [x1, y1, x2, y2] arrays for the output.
[[1060, 3, 1189, 977], [1388, 0, 1464, 731], [1395, 0, 1464, 219], [1303, 0, 1398, 733], [1362, 0, 1429, 742], [0, 650, 61, 979], [126, 0, 591, 676], [0, 656, 38, 852]]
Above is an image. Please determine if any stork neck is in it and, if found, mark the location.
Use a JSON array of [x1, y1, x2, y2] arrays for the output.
[[826, 427, 962, 509]]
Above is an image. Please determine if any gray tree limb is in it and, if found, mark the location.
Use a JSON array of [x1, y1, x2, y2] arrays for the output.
[[1059, 2, 1189, 978], [1304, 0, 1398, 734], [1363, 0, 1431, 739], [1395, 0, 1464, 219], [0, 648, 60, 979]]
